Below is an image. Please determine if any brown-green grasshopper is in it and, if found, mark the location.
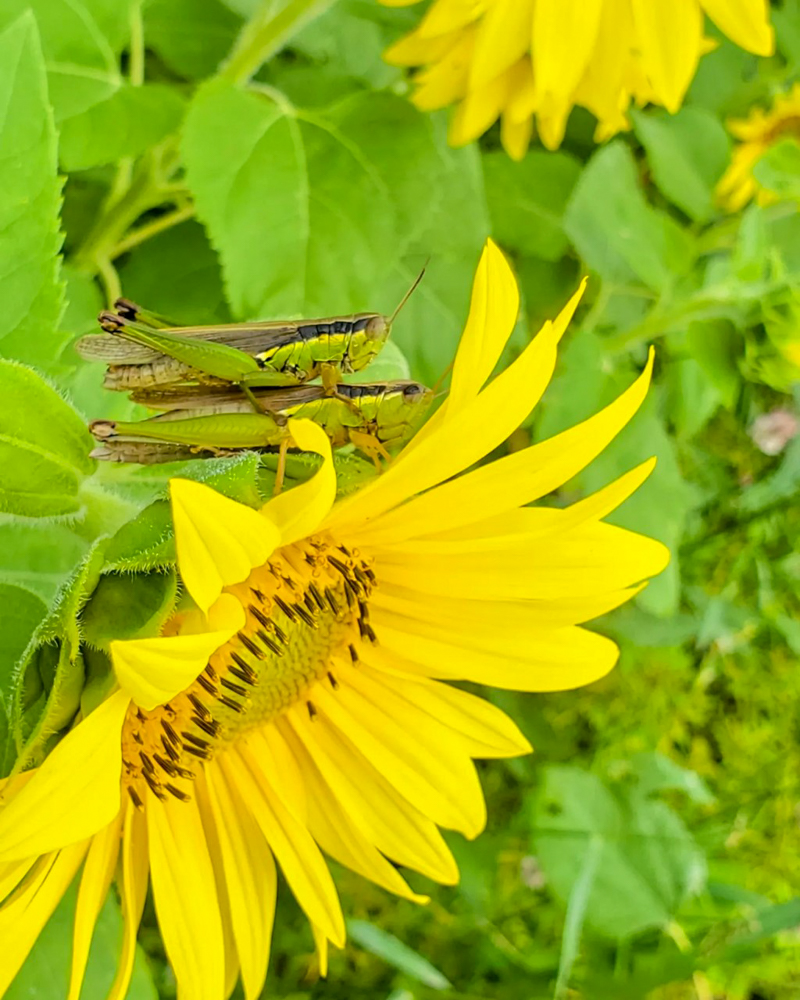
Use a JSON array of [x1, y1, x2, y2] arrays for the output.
[[76, 272, 425, 401], [89, 380, 433, 490]]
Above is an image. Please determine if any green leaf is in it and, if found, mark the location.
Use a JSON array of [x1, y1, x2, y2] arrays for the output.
[[377, 134, 490, 385], [774, 0, 800, 68], [347, 920, 452, 990], [117, 220, 231, 326], [633, 107, 731, 222], [182, 84, 445, 319], [0, 0, 127, 122], [484, 149, 581, 261], [554, 836, 602, 998], [58, 83, 186, 171], [564, 140, 690, 292], [7, 883, 157, 1000], [752, 138, 800, 201], [0, 584, 47, 675], [290, 0, 407, 90], [532, 766, 706, 941], [0, 361, 95, 518], [626, 752, 715, 807], [0, 519, 89, 601], [145, 0, 242, 79], [0, 13, 66, 369], [722, 899, 800, 962], [684, 320, 741, 408]]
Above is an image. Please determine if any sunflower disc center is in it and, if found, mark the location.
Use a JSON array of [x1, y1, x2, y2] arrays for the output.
[[120, 534, 375, 806]]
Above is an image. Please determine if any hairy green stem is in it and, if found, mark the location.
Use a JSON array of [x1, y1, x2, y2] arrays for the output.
[[221, 0, 339, 86], [129, 0, 145, 86], [110, 204, 195, 258]]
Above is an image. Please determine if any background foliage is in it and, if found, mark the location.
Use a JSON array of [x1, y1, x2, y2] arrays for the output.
[[1, 0, 800, 997]]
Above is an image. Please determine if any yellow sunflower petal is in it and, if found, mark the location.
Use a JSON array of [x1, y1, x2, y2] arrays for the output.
[[448, 61, 514, 145], [170, 478, 279, 614], [631, 0, 703, 112], [0, 856, 36, 902], [532, 0, 604, 146], [112, 593, 245, 711], [384, 25, 455, 66], [148, 793, 226, 1000], [191, 775, 240, 1000], [0, 690, 128, 862], [373, 583, 644, 632], [282, 726, 429, 903], [350, 350, 653, 546], [500, 110, 534, 161], [68, 814, 123, 1000], [260, 419, 335, 546], [312, 924, 329, 977], [572, 0, 634, 137], [470, 0, 534, 88], [373, 622, 619, 690], [224, 746, 346, 947], [411, 29, 476, 110], [311, 677, 487, 838], [243, 725, 308, 827], [353, 657, 531, 759], [107, 804, 149, 1000], [406, 238, 519, 453], [372, 521, 669, 601], [701, 0, 774, 56], [203, 762, 277, 1000], [0, 842, 89, 996], [418, 0, 489, 38], [446, 238, 520, 418], [280, 711, 459, 884], [415, 457, 657, 545], [324, 282, 585, 535]]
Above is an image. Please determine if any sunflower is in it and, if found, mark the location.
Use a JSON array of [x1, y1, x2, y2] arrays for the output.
[[717, 84, 800, 213], [0, 241, 668, 1000], [380, 0, 774, 157]]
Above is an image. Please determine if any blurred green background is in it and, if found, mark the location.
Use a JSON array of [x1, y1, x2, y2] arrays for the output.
[[2, 0, 800, 997]]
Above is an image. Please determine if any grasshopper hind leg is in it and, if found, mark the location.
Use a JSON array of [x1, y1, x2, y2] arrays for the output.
[[273, 438, 290, 495]]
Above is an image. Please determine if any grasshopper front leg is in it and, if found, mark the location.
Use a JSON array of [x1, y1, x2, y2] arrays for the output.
[[348, 428, 392, 470]]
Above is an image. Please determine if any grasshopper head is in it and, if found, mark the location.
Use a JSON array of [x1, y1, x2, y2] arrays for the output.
[[374, 381, 433, 446], [88, 419, 118, 440], [347, 314, 391, 372]]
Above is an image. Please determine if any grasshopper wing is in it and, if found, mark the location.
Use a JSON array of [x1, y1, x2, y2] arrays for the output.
[[131, 383, 326, 413]]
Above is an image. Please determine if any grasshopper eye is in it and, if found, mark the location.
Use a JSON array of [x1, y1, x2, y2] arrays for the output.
[[365, 316, 389, 340], [403, 383, 426, 402]]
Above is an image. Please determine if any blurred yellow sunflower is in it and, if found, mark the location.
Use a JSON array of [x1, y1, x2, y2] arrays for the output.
[[0, 242, 668, 1000], [717, 84, 800, 212], [381, 0, 774, 156]]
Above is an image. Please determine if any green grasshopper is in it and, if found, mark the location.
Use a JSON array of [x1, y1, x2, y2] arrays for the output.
[[76, 271, 425, 402], [89, 380, 433, 491]]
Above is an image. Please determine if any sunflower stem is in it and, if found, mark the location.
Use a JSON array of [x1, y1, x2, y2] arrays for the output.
[[220, 0, 339, 86]]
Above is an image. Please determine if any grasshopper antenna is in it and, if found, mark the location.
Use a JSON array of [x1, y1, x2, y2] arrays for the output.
[[432, 357, 454, 396], [389, 263, 428, 325]]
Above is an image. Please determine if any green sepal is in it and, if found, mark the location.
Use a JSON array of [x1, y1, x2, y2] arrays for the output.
[[5, 540, 107, 776], [79, 646, 117, 719], [81, 569, 179, 650]]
